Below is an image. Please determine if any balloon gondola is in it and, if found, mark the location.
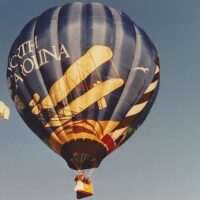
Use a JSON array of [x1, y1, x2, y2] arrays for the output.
[[7, 2, 160, 199]]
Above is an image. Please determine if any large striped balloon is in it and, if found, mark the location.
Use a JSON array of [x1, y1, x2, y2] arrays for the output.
[[7, 2, 160, 170]]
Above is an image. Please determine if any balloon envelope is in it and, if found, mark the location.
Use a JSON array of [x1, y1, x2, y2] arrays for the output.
[[0, 101, 10, 120], [7, 2, 160, 170]]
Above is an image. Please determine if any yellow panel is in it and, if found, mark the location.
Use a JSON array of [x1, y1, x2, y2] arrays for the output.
[[155, 65, 160, 74], [40, 45, 113, 109], [45, 78, 124, 128], [60, 119, 102, 138], [111, 126, 129, 140], [95, 120, 119, 138], [53, 126, 68, 144], [144, 80, 158, 94], [59, 78, 124, 117], [93, 81, 108, 109], [126, 101, 148, 117], [49, 132, 62, 154], [64, 132, 108, 150]]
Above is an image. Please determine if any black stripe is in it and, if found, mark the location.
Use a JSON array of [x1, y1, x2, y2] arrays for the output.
[[116, 80, 159, 130], [137, 90, 154, 104], [152, 71, 160, 82], [117, 115, 137, 129]]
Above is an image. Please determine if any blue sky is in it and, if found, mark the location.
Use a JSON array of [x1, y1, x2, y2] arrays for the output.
[[0, 0, 200, 200]]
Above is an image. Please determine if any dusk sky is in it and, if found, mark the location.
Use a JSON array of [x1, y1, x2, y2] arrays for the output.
[[0, 0, 200, 200]]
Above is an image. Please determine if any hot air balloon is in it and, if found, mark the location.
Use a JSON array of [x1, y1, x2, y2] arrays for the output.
[[7, 2, 160, 199], [0, 101, 10, 120]]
